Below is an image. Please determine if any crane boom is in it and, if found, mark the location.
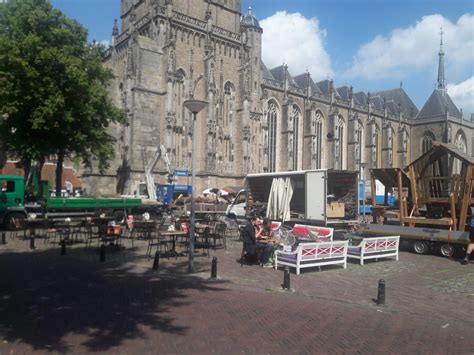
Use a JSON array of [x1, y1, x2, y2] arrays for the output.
[[144, 145, 172, 200]]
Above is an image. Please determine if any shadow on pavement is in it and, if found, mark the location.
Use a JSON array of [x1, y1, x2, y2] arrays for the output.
[[0, 247, 228, 352]]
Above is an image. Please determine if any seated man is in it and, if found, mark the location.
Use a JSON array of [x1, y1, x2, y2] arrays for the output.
[[255, 218, 274, 268]]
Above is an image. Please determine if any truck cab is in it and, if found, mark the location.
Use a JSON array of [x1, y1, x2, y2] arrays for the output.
[[226, 189, 247, 219], [0, 175, 27, 229]]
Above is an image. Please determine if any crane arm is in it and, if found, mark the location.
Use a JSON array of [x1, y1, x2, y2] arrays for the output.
[[144, 145, 173, 200]]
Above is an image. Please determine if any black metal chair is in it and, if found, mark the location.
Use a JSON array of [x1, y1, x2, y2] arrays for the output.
[[146, 223, 169, 259], [211, 221, 227, 250]]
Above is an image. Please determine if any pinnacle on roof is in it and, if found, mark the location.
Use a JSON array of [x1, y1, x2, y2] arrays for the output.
[[241, 4, 262, 30], [437, 27, 445, 90]]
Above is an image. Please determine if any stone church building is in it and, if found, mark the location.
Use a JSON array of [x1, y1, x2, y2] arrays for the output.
[[81, 0, 474, 196]]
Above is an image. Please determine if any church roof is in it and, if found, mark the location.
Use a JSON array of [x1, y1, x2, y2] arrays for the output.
[[292, 74, 306, 89], [371, 88, 419, 118], [315, 79, 341, 98], [261, 61, 275, 80], [292, 74, 323, 95], [336, 86, 351, 101], [416, 89, 462, 120], [269, 65, 286, 82], [370, 95, 383, 111], [241, 7, 262, 30], [354, 92, 368, 106]]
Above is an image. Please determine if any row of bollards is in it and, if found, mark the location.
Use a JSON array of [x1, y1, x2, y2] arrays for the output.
[[279, 267, 386, 305], [1, 232, 6, 245], [151, 253, 219, 280]]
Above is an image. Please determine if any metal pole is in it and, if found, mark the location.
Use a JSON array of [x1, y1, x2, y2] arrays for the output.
[[188, 112, 197, 273]]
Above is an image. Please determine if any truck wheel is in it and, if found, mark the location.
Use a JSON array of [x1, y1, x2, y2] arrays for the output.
[[439, 243, 455, 258], [6, 213, 25, 230], [413, 241, 430, 255]]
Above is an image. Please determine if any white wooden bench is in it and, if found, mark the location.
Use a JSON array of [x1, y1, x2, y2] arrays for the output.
[[274, 240, 348, 275], [291, 224, 334, 242], [347, 236, 400, 265]]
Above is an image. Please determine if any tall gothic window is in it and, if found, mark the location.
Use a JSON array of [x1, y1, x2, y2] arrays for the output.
[[267, 101, 278, 172], [454, 130, 467, 174], [223, 82, 235, 171], [335, 116, 345, 169], [291, 106, 300, 170], [422, 131, 436, 154], [174, 69, 186, 168], [312, 111, 323, 169], [356, 120, 364, 176], [373, 123, 381, 168]]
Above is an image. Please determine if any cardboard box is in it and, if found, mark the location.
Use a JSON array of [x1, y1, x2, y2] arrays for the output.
[[326, 202, 345, 218]]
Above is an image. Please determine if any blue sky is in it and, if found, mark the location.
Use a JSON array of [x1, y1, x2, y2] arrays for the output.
[[51, 0, 474, 118]]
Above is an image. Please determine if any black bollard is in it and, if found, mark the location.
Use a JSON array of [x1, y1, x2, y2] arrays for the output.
[[152, 251, 160, 271], [377, 279, 385, 305], [210, 256, 217, 279], [1, 232, 6, 245], [282, 266, 291, 290], [61, 239, 66, 256], [30, 235, 35, 249], [100, 244, 106, 263]]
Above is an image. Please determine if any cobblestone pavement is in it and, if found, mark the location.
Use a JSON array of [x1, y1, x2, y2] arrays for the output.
[[0, 231, 473, 354]]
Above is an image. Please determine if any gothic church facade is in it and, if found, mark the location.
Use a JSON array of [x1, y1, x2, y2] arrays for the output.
[[81, 0, 474, 196]]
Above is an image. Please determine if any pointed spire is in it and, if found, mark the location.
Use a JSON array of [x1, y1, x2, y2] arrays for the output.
[[437, 27, 445, 90], [112, 18, 119, 37], [248, 0, 253, 15]]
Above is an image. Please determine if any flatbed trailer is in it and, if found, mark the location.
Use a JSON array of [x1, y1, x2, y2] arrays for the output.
[[358, 223, 470, 256]]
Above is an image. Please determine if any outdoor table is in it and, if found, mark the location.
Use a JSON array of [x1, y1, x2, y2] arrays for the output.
[[160, 230, 187, 257], [132, 220, 156, 239]]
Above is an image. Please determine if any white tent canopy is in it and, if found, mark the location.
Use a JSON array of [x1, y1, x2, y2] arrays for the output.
[[266, 177, 294, 222]]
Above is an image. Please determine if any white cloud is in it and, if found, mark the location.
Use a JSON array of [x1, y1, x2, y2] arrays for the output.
[[99, 39, 111, 47], [343, 14, 474, 80], [260, 11, 333, 80], [447, 76, 474, 119]]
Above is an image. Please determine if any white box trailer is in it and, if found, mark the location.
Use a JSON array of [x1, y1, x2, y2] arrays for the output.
[[226, 169, 359, 225]]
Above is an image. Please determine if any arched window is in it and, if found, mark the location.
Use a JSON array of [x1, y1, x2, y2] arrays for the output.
[[312, 111, 323, 169], [373, 123, 381, 168], [422, 131, 436, 154], [335, 116, 345, 169], [454, 130, 467, 174], [174, 68, 187, 168], [356, 120, 364, 175], [291, 105, 300, 170], [267, 101, 279, 172]]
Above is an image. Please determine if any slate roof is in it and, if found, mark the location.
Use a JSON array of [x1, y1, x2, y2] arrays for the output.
[[269, 65, 298, 87], [371, 88, 419, 118], [269, 65, 286, 82], [369, 95, 383, 111], [416, 89, 462, 120], [336, 86, 351, 101], [241, 9, 262, 30], [354, 92, 368, 106], [261, 61, 275, 80], [315, 79, 341, 99], [292, 74, 306, 89]]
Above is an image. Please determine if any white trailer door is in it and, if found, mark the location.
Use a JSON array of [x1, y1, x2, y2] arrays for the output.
[[305, 170, 326, 221]]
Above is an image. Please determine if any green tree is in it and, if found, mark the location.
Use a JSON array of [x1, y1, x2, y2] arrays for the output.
[[0, 0, 125, 195]]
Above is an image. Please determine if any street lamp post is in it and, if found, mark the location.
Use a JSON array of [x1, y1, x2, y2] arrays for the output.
[[184, 99, 208, 273]]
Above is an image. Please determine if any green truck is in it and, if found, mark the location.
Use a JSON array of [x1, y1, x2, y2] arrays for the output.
[[0, 175, 143, 229]]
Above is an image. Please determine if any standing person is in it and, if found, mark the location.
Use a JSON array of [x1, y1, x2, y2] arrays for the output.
[[461, 212, 474, 265]]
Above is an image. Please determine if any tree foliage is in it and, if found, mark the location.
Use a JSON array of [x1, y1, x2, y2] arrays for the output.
[[0, 0, 125, 193]]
